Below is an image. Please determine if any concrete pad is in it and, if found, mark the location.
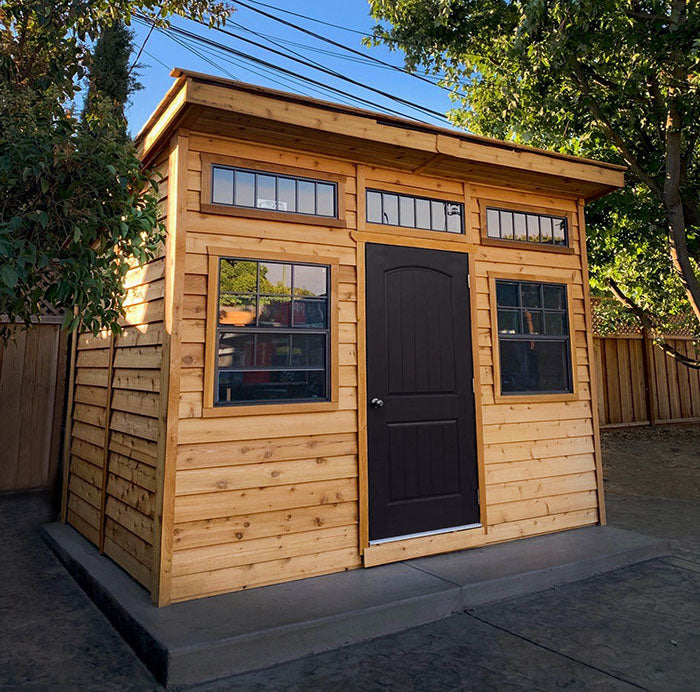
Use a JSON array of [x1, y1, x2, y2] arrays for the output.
[[42, 522, 669, 688], [406, 525, 670, 608]]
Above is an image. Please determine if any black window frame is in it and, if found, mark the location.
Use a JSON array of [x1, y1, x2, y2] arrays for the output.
[[486, 207, 568, 247], [211, 164, 339, 220], [215, 257, 332, 407], [495, 279, 573, 396], [366, 189, 464, 234]]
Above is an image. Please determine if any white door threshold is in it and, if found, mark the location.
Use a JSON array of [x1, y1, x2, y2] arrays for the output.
[[369, 522, 482, 546]]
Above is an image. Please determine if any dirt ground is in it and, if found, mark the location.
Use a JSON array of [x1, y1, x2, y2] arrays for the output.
[[602, 423, 700, 501]]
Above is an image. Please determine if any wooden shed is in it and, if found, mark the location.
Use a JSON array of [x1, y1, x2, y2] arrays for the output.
[[60, 69, 625, 606]]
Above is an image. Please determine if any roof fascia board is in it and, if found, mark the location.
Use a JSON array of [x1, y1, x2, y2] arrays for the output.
[[138, 78, 189, 163]]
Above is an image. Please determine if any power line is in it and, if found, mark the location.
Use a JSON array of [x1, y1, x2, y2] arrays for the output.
[[188, 19, 449, 122], [151, 20, 440, 124], [244, 0, 373, 37], [233, 0, 450, 93], [130, 8, 164, 75]]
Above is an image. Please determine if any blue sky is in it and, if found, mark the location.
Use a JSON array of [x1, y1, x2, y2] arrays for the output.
[[126, 0, 456, 135]]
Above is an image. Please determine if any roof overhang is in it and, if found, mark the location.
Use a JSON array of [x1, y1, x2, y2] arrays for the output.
[[136, 69, 626, 201]]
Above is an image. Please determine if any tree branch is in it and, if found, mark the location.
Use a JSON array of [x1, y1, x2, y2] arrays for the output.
[[609, 279, 700, 369]]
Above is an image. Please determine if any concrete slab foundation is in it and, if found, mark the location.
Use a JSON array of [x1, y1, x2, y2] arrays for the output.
[[41, 523, 668, 688]]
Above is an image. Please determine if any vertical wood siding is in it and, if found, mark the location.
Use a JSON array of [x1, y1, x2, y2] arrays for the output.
[[0, 323, 67, 493]]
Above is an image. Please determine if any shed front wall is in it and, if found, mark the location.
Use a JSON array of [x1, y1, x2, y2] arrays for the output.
[[159, 129, 602, 604]]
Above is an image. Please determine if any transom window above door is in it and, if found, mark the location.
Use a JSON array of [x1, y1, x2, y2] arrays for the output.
[[215, 257, 331, 406], [366, 189, 464, 234], [486, 207, 568, 247], [495, 279, 573, 396]]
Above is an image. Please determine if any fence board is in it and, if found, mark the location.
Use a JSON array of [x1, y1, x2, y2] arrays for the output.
[[0, 325, 68, 492], [594, 334, 699, 428]]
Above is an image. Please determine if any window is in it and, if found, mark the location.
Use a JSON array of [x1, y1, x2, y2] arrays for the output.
[[486, 207, 568, 246], [495, 280, 572, 395], [215, 257, 330, 406], [366, 189, 464, 233], [211, 165, 338, 218]]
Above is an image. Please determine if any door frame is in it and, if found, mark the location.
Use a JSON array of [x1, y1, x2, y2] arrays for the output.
[[353, 228, 487, 561]]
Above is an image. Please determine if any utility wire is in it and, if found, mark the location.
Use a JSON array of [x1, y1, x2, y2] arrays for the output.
[[150, 20, 439, 124], [187, 18, 449, 122], [233, 0, 449, 92], [130, 7, 164, 75]]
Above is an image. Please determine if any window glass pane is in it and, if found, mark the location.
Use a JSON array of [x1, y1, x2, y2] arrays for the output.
[[291, 334, 326, 367], [545, 312, 567, 336], [498, 309, 521, 334], [292, 298, 327, 328], [234, 171, 255, 207], [218, 333, 255, 368], [526, 214, 541, 242], [553, 218, 567, 244], [277, 177, 296, 213], [523, 309, 543, 335], [297, 180, 315, 214], [446, 204, 462, 233], [255, 334, 290, 366], [499, 340, 570, 393], [219, 259, 257, 294], [486, 209, 500, 238], [382, 194, 399, 225], [256, 174, 276, 210], [294, 265, 327, 297], [496, 281, 519, 307], [416, 199, 431, 229], [219, 295, 256, 326], [540, 216, 553, 244], [500, 211, 514, 239], [316, 183, 335, 217], [521, 283, 541, 308], [399, 196, 415, 228], [258, 297, 291, 327], [543, 284, 566, 310], [212, 167, 234, 205], [367, 191, 382, 224], [259, 262, 291, 295], [513, 212, 527, 241], [218, 370, 325, 403], [431, 200, 446, 231]]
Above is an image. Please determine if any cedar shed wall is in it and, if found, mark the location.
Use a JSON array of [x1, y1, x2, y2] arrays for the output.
[[162, 128, 603, 604], [62, 152, 169, 589]]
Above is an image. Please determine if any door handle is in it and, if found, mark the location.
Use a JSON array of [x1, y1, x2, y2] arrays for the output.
[[370, 397, 384, 408]]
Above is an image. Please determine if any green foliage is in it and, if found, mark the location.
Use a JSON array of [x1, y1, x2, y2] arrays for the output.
[[0, 0, 232, 340], [367, 0, 700, 324]]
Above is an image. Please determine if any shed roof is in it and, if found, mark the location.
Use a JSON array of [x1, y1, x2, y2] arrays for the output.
[[137, 68, 625, 200]]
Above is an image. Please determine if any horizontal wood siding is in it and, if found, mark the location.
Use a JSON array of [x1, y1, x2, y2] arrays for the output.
[[163, 131, 601, 602], [170, 135, 360, 602], [64, 154, 169, 588]]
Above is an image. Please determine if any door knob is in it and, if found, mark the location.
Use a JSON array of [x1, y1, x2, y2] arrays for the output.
[[370, 397, 384, 408]]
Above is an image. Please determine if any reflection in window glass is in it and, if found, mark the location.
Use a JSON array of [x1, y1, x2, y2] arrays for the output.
[[216, 258, 330, 406], [495, 279, 571, 395], [366, 190, 464, 234], [210, 165, 338, 219], [486, 207, 568, 247], [212, 167, 234, 205]]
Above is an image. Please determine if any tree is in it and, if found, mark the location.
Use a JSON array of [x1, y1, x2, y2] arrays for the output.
[[0, 1, 232, 340], [367, 0, 700, 366]]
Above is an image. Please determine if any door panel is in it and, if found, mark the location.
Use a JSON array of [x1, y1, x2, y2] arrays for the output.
[[366, 243, 479, 541]]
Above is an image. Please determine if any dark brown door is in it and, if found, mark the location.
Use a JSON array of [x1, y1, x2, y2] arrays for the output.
[[366, 243, 479, 541]]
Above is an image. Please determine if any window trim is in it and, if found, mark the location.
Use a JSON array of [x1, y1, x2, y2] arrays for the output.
[[488, 271, 579, 404], [203, 246, 340, 418], [201, 154, 347, 228], [478, 198, 575, 254]]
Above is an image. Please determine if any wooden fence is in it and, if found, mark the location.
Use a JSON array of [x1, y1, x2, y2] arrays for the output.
[[0, 322, 69, 493], [594, 333, 700, 428]]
